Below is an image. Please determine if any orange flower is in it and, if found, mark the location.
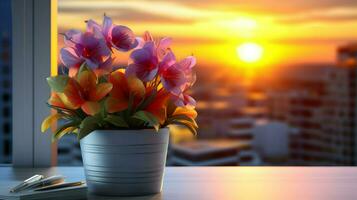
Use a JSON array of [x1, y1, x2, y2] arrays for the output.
[[48, 66, 112, 115], [106, 69, 145, 113], [145, 89, 170, 124]]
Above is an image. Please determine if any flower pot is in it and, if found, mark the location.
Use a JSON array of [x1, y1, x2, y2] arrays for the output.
[[80, 129, 169, 196]]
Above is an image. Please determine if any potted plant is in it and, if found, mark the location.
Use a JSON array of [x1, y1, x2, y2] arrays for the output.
[[41, 15, 197, 196]]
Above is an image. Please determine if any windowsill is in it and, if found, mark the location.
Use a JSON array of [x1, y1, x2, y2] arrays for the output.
[[0, 166, 357, 199]]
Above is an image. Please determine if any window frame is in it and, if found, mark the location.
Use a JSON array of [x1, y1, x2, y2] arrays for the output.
[[12, 0, 57, 167]]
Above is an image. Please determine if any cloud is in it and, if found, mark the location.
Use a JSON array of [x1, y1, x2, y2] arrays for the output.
[[59, 7, 195, 24], [275, 7, 357, 24], [270, 37, 357, 45], [146, 0, 357, 13]]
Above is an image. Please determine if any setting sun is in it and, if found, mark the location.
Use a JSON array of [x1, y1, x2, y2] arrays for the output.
[[237, 43, 263, 63]]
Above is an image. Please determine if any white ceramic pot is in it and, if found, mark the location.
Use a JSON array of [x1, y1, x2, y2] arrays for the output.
[[80, 129, 169, 196]]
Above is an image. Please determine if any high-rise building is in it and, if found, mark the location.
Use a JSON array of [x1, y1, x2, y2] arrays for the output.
[[335, 43, 357, 165], [0, 0, 12, 164], [267, 63, 355, 165]]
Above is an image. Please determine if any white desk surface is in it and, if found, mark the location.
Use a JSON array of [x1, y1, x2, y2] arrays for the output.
[[1, 167, 357, 200]]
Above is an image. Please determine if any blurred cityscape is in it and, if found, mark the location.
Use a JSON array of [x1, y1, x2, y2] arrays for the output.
[[55, 43, 357, 166]]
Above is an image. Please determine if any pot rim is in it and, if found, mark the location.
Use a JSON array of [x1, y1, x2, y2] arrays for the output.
[[92, 127, 169, 131]]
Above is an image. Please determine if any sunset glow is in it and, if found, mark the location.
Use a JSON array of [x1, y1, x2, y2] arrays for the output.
[[237, 43, 263, 63], [58, 0, 357, 70]]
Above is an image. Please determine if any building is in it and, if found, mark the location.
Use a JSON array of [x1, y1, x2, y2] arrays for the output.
[[267, 63, 356, 165], [170, 140, 252, 166], [335, 43, 357, 165], [0, 0, 12, 164], [253, 120, 293, 164]]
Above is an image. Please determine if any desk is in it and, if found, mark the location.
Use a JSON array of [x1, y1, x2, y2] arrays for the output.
[[1, 167, 357, 200]]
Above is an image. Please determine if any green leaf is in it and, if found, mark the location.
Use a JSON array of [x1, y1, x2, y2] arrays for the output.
[[46, 75, 69, 92], [98, 76, 107, 84], [171, 120, 197, 136], [132, 111, 160, 131], [77, 62, 90, 74], [104, 115, 128, 128], [52, 121, 79, 142], [78, 116, 99, 140]]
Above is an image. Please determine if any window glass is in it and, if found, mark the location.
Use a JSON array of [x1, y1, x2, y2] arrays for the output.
[[58, 0, 357, 166], [0, 0, 12, 164]]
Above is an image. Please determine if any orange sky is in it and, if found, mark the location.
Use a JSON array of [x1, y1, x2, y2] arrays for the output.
[[57, 0, 357, 71]]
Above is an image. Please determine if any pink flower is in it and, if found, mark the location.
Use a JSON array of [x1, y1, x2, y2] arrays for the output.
[[86, 15, 138, 51], [137, 31, 172, 59], [163, 55, 196, 107], [125, 42, 159, 82], [176, 56, 196, 90], [158, 51, 186, 93], [60, 31, 111, 76]]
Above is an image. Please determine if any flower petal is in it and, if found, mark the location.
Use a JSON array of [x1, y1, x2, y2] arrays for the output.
[[60, 47, 83, 68], [111, 25, 138, 51], [179, 56, 196, 72], [90, 83, 113, 101], [63, 29, 82, 47], [76, 68, 97, 93], [94, 57, 114, 77], [127, 76, 146, 98], [109, 70, 129, 99], [41, 113, 62, 133], [157, 37, 172, 58], [81, 101, 101, 116], [86, 19, 101, 34], [173, 107, 197, 119], [145, 90, 170, 124], [106, 96, 129, 113], [48, 93, 66, 108], [68, 67, 79, 77], [60, 79, 85, 109], [102, 15, 113, 38], [125, 63, 158, 82], [160, 66, 185, 92], [159, 50, 176, 72], [143, 31, 153, 42]]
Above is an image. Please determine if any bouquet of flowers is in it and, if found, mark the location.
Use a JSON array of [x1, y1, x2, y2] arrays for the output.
[[41, 15, 197, 141]]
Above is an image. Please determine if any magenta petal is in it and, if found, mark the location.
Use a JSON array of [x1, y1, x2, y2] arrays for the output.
[[80, 32, 100, 49], [179, 56, 196, 71], [84, 58, 98, 69], [86, 19, 101, 33], [135, 37, 145, 49], [63, 29, 82, 47], [60, 47, 83, 68], [184, 94, 196, 107], [160, 66, 185, 92], [130, 41, 158, 66], [159, 50, 176, 72], [111, 25, 138, 51], [157, 37, 172, 58], [172, 93, 196, 108], [102, 15, 113, 38], [100, 57, 114, 71], [125, 63, 158, 82], [95, 57, 114, 76], [172, 93, 185, 107], [78, 32, 111, 68]]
